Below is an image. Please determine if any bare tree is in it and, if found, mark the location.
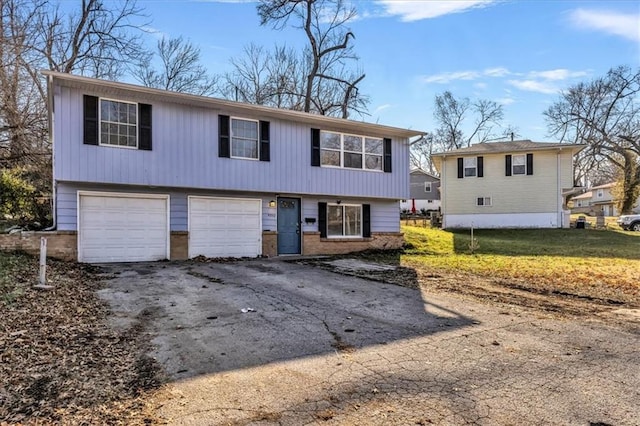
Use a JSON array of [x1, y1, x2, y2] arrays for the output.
[[133, 36, 218, 96], [432, 91, 513, 151], [545, 65, 640, 214], [256, 0, 368, 118], [0, 0, 147, 224]]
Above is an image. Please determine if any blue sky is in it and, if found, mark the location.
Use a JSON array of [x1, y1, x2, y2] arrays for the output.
[[139, 0, 640, 141]]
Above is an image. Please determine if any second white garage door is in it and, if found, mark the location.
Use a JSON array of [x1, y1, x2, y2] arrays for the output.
[[188, 197, 262, 258]]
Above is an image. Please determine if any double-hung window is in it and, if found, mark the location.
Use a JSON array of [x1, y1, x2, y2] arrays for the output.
[[512, 154, 526, 175], [464, 157, 477, 177], [327, 204, 362, 237], [424, 182, 432, 192], [320, 131, 383, 171], [100, 99, 137, 148], [477, 197, 492, 207], [231, 118, 259, 159]]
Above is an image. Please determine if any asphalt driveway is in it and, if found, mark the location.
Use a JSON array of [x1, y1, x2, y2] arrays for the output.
[[97, 258, 640, 425]]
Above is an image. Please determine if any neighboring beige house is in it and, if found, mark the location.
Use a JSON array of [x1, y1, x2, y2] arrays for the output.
[[570, 182, 640, 216], [400, 169, 441, 213], [432, 140, 585, 229]]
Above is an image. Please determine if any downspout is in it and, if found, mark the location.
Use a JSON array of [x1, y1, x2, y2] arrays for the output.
[[557, 149, 562, 228], [441, 155, 446, 228], [44, 74, 56, 231]]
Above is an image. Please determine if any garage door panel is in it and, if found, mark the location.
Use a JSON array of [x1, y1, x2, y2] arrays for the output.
[[79, 194, 168, 263], [189, 197, 261, 258]]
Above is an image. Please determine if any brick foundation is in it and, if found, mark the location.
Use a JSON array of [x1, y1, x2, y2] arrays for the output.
[[262, 231, 277, 257], [0, 231, 77, 261], [302, 232, 403, 255], [170, 231, 189, 260]]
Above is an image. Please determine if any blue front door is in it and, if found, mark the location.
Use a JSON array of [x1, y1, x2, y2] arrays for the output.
[[277, 197, 301, 255]]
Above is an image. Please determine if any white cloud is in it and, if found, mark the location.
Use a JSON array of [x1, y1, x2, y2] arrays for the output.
[[507, 79, 558, 95], [373, 104, 392, 114], [528, 69, 588, 80], [496, 96, 516, 105], [421, 70, 480, 84], [474, 82, 488, 90], [484, 67, 510, 77], [376, 0, 498, 22], [569, 8, 640, 42]]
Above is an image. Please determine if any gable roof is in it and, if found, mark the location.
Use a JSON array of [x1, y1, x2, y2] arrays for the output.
[[591, 182, 616, 190], [410, 168, 440, 179], [431, 140, 585, 157], [43, 71, 425, 139]]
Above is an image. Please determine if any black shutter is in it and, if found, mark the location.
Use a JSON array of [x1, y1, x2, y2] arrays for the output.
[[457, 158, 464, 179], [526, 153, 534, 175], [383, 138, 392, 173], [362, 204, 371, 238], [138, 103, 152, 150], [259, 120, 270, 161], [218, 115, 230, 158], [505, 155, 512, 176], [318, 202, 327, 238], [311, 128, 321, 166], [477, 156, 484, 178], [83, 95, 99, 145]]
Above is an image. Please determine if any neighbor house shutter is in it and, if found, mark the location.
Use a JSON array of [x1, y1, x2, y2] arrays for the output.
[[505, 155, 512, 176], [362, 204, 371, 238], [526, 153, 534, 175], [259, 120, 270, 161], [383, 138, 392, 172], [311, 128, 321, 166], [457, 158, 464, 179], [318, 202, 327, 238], [477, 156, 484, 177], [218, 115, 230, 158], [83, 95, 99, 146], [138, 103, 152, 150]]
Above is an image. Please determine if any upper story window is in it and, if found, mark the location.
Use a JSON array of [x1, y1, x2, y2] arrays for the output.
[[457, 156, 484, 179], [464, 157, 477, 177], [83, 95, 152, 151], [512, 154, 526, 175], [424, 182, 432, 192], [100, 99, 138, 148], [320, 131, 383, 171], [231, 117, 259, 160], [506, 153, 533, 176], [597, 189, 604, 198]]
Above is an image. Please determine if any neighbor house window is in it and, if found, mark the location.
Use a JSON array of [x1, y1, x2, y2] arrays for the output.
[[477, 197, 492, 207], [100, 99, 137, 148], [327, 204, 362, 237], [424, 182, 432, 192], [597, 189, 604, 198], [464, 157, 477, 177], [231, 117, 259, 159], [320, 131, 383, 171], [512, 154, 526, 175]]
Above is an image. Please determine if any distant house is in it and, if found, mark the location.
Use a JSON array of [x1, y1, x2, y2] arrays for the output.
[[570, 182, 640, 216], [44, 71, 424, 263], [400, 169, 440, 213], [432, 140, 585, 229]]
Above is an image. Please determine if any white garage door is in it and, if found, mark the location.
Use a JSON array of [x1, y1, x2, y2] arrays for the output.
[[189, 196, 262, 258], [79, 193, 169, 263]]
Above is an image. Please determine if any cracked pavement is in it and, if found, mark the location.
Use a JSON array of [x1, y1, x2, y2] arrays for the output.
[[97, 259, 640, 425]]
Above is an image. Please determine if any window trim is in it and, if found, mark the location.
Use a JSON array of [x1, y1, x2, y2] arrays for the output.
[[476, 197, 492, 207], [98, 97, 139, 149], [512, 154, 527, 175], [326, 203, 363, 238], [230, 116, 260, 161], [424, 182, 432, 192], [319, 130, 384, 172]]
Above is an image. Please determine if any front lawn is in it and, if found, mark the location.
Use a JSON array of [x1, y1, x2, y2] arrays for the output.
[[401, 226, 640, 303]]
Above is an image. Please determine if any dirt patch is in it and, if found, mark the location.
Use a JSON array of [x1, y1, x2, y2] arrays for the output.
[[0, 252, 164, 425]]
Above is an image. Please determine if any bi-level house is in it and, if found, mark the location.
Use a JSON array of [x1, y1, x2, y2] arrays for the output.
[[431, 140, 585, 229], [44, 72, 423, 263]]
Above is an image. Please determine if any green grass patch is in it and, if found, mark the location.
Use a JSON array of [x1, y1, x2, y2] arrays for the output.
[[401, 226, 640, 298]]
